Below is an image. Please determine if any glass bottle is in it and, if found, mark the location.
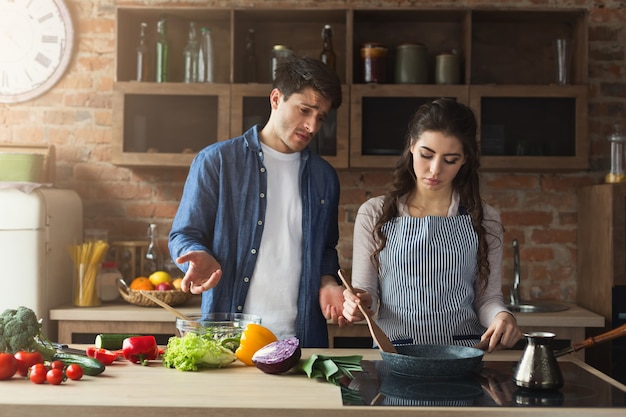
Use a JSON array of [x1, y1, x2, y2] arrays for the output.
[[155, 16, 168, 83], [270, 45, 293, 81], [144, 223, 163, 276], [243, 28, 257, 83], [135, 22, 150, 82], [606, 123, 626, 183], [319, 24, 336, 73], [183, 22, 200, 83], [199, 27, 213, 83]]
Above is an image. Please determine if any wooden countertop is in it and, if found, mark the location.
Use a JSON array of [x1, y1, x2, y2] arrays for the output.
[[50, 300, 604, 328], [0, 348, 623, 417]]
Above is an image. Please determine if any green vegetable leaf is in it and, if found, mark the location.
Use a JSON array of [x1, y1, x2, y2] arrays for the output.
[[162, 333, 237, 371], [300, 354, 363, 385]]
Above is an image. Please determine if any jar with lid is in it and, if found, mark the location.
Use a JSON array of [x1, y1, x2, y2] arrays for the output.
[[395, 43, 428, 84], [270, 45, 293, 81], [99, 261, 123, 302], [361, 43, 388, 83]]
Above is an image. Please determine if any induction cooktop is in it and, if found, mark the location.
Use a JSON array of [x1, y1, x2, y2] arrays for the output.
[[341, 361, 626, 408]]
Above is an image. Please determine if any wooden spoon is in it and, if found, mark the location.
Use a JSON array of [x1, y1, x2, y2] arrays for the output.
[[338, 269, 397, 353], [139, 290, 201, 327]]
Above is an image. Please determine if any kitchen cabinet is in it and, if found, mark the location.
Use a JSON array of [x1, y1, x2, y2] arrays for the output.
[[577, 183, 626, 380], [113, 6, 588, 171]]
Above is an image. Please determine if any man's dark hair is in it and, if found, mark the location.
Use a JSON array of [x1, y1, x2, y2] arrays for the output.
[[272, 55, 342, 110]]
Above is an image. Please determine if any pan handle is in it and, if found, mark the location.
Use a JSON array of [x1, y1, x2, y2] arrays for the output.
[[570, 322, 626, 353]]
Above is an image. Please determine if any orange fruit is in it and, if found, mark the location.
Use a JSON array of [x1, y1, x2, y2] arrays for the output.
[[130, 277, 154, 291], [171, 277, 183, 290]]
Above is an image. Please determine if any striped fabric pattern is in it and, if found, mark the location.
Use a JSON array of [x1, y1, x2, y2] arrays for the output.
[[376, 214, 485, 347]]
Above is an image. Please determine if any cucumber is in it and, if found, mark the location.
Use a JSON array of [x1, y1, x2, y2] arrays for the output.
[[95, 333, 140, 350], [52, 352, 106, 376]]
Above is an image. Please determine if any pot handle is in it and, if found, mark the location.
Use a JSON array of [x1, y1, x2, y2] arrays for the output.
[[571, 322, 626, 352]]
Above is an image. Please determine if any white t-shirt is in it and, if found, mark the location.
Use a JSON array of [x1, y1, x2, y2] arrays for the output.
[[243, 142, 302, 340]]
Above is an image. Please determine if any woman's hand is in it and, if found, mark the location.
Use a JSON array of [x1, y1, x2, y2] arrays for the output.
[[342, 287, 373, 323], [176, 251, 222, 294], [478, 311, 523, 353]]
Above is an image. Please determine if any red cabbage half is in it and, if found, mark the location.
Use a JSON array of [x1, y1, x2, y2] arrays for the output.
[[252, 336, 301, 374]]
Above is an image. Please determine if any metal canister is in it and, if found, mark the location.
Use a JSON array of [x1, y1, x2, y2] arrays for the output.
[[361, 42, 388, 83], [395, 43, 428, 84], [270, 45, 293, 81], [435, 52, 461, 85]]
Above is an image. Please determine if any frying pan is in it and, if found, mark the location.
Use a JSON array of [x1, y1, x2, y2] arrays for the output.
[[380, 344, 485, 378]]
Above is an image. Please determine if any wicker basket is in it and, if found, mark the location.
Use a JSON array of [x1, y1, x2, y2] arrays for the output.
[[117, 278, 193, 307]]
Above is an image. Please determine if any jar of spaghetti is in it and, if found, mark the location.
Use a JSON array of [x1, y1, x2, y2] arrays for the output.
[[361, 42, 388, 83]]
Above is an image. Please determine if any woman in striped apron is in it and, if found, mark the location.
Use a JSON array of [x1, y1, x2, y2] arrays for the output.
[[344, 98, 522, 352]]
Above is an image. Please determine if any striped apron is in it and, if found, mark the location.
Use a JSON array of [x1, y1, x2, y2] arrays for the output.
[[376, 212, 485, 347]]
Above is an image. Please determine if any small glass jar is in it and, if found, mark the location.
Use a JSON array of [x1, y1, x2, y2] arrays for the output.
[[270, 45, 293, 81], [606, 123, 626, 183], [361, 42, 388, 83]]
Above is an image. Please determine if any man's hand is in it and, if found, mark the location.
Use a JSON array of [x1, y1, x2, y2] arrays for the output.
[[176, 251, 222, 294], [320, 275, 348, 327]]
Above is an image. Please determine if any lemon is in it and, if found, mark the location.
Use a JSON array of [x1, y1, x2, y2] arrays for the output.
[[149, 270, 172, 286]]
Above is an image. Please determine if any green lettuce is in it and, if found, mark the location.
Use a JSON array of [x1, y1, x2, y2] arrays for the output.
[[162, 332, 237, 371]]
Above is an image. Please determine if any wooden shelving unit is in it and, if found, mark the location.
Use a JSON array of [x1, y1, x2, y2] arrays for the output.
[[113, 6, 589, 171]]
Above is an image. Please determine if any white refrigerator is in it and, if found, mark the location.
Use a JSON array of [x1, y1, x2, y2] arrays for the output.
[[0, 187, 82, 339]]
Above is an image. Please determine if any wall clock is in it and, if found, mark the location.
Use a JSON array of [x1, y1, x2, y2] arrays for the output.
[[0, 0, 74, 103]]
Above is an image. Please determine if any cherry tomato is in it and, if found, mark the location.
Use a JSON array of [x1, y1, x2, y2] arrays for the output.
[[49, 360, 65, 370], [29, 363, 48, 384], [65, 364, 83, 381], [0, 353, 18, 380], [14, 351, 44, 377], [46, 368, 64, 385]]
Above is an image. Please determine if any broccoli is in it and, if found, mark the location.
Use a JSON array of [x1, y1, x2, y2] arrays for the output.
[[0, 306, 57, 360]]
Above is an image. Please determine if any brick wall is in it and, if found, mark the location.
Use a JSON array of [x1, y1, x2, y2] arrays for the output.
[[1, 0, 622, 302]]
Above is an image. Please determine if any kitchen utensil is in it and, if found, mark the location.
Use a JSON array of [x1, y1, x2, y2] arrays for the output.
[[514, 323, 626, 390], [513, 332, 564, 390], [337, 269, 396, 353], [380, 344, 485, 378], [138, 289, 199, 325], [554, 322, 626, 357]]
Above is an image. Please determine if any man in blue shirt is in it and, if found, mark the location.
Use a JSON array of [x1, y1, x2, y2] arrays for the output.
[[169, 55, 345, 347]]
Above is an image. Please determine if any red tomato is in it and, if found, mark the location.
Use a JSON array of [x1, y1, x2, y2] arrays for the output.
[[0, 353, 18, 380], [49, 360, 65, 370], [29, 363, 48, 384], [65, 364, 83, 381], [46, 368, 64, 385], [14, 351, 44, 377]]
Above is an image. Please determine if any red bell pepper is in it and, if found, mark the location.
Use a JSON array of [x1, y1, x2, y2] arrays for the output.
[[85, 347, 118, 365], [122, 335, 159, 366]]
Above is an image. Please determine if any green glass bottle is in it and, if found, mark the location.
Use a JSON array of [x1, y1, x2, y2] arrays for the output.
[[155, 16, 168, 83]]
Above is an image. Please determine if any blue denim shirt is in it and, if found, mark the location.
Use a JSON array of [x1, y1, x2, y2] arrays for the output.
[[169, 126, 341, 347]]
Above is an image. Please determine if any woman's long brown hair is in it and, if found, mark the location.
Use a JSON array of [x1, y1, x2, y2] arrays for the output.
[[371, 98, 501, 292]]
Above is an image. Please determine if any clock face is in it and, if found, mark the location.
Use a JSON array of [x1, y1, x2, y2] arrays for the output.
[[0, 0, 74, 103]]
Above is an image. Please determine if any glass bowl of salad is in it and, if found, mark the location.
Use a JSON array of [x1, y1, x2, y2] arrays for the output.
[[175, 313, 262, 340]]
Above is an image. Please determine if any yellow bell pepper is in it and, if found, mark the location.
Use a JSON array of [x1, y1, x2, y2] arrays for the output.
[[235, 323, 278, 366]]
